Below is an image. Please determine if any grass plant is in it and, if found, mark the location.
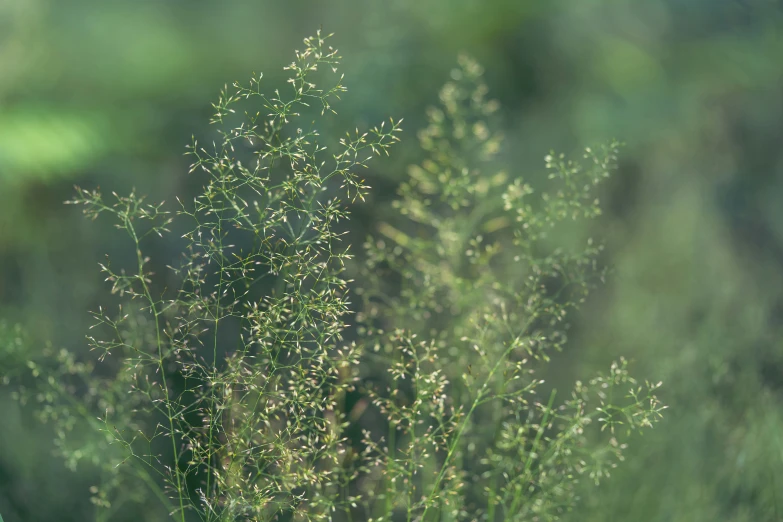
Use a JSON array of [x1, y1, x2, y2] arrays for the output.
[[2, 31, 664, 522]]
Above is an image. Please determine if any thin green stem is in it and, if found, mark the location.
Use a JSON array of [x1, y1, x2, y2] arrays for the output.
[[128, 219, 187, 522], [205, 212, 225, 521], [507, 388, 557, 515]]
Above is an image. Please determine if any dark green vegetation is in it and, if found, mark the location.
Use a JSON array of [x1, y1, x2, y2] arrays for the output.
[[2, 1, 783, 521], [2, 32, 664, 521]]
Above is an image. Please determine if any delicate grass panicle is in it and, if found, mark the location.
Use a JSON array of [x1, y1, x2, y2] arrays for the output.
[[2, 32, 664, 522]]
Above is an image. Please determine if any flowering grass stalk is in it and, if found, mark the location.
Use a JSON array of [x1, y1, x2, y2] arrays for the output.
[[2, 32, 664, 522]]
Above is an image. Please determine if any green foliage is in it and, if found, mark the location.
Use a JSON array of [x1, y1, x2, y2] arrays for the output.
[[356, 55, 664, 521], [2, 33, 663, 522], [0, 108, 113, 184]]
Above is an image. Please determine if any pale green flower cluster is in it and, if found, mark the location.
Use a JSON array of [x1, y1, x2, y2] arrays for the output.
[[2, 31, 663, 522]]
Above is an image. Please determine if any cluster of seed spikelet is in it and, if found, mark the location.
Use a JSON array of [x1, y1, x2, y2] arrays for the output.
[[1, 32, 663, 522]]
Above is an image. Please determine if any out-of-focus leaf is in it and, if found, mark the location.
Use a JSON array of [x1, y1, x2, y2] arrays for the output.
[[0, 108, 111, 183]]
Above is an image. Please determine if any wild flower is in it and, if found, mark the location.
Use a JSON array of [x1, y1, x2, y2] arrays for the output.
[[2, 32, 663, 522], [355, 53, 666, 521]]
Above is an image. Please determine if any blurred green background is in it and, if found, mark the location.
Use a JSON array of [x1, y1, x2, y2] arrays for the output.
[[2, 0, 783, 520]]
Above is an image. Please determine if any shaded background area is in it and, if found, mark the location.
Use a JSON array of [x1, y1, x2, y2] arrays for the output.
[[1, 0, 782, 520]]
